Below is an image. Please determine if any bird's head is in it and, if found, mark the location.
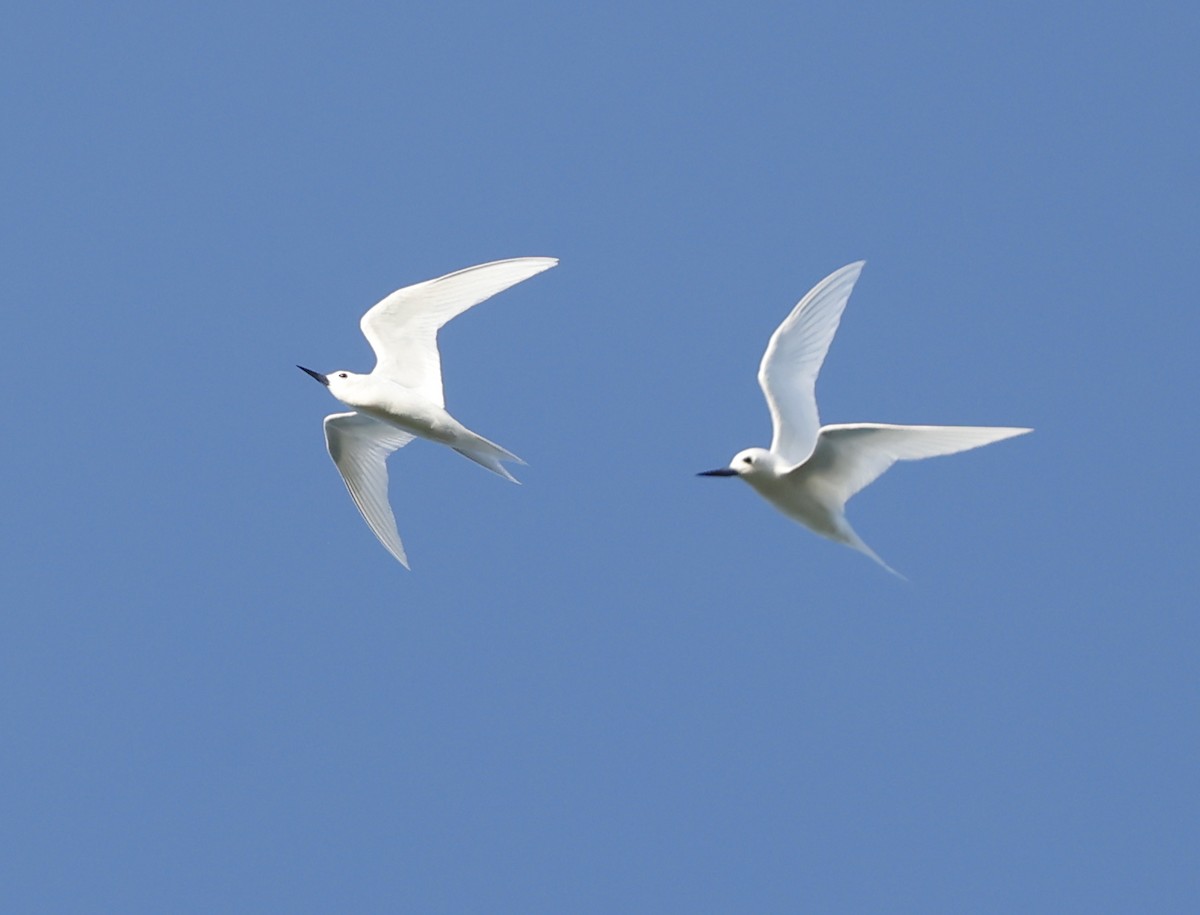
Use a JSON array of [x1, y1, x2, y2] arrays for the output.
[[697, 447, 777, 480], [297, 366, 365, 399]]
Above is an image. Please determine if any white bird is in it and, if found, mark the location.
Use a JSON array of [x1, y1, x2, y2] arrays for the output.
[[299, 257, 557, 567], [699, 261, 1031, 576]]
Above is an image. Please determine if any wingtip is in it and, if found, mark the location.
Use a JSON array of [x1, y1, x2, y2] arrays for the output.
[[511, 255, 558, 270]]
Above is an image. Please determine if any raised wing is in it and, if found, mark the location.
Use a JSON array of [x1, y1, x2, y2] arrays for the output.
[[323, 412, 416, 567], [800, 423, 1032, 507], [360, 257, 558, 407], [758, 262, 865, 467]]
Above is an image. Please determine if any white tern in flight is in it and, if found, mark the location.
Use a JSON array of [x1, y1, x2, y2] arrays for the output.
[[699, 261, 1031, 575], [299, 257, 557, 567]]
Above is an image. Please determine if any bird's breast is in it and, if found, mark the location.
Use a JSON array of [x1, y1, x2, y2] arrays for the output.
[[748, 472, 842, 537], [336, 377, 468, 444]]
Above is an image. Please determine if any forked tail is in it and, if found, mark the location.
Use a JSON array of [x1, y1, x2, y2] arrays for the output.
[[453, 433, 525, 483], [840, 524, 907, 580], [821, 510, 906, 579]]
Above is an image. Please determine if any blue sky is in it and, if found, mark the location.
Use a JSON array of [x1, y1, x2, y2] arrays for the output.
[[2, 1, 1197, 911]]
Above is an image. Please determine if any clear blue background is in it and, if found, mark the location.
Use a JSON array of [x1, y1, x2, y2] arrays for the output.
[[3, 2, 1196, 911]]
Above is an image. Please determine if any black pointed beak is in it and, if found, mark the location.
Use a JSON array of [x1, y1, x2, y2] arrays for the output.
[[296, 365, 329, 386], [697, 468, 738, 477]]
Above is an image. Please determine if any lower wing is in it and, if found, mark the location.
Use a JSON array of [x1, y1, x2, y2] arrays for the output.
[[801, 423, 1032, 506], [323, 412, 416, 567]]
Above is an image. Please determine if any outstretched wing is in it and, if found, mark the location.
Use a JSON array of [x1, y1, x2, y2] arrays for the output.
[[360, 257, 558, 407], [323, 412, 416, 567], [758, 262, 865, 467], [800, 423, 1033, 507]]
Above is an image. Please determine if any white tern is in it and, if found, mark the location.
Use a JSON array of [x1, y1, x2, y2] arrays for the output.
[[699, 261, 1031, 575], [299, 257, 557, 567]]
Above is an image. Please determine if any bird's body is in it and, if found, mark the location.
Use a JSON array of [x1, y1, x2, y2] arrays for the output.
[[735, 447, 846, 541], [327, 371, 509, 457], [299, 257, 557, 567], [700, 262, 1031, 575]]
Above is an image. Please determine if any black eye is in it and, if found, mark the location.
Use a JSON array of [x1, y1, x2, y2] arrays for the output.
[[743, 456, 753, 464], [338, 373, 348, 378]]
